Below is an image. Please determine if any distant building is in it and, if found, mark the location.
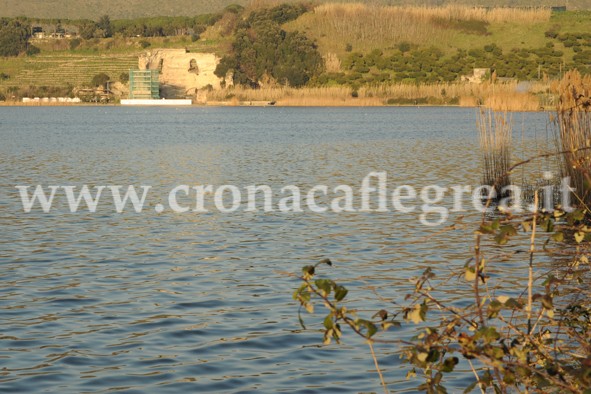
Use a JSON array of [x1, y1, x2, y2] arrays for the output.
[[461, 68, 491, 84], [32, 26, 44, 39]]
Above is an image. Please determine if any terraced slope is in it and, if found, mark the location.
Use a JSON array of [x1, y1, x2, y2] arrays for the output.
[[0, 55, 139, 88]]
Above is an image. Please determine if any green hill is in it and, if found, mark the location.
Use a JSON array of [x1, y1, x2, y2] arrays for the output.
[[2, 2, 591, 102], [1, 0, 591, 20]]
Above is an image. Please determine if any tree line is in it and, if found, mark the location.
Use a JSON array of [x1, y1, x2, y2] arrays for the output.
[[17, 5, 243, 40]]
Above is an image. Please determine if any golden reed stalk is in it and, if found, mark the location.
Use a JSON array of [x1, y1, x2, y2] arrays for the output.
[[554, 70, 591, 207], [205, 82, 547, 111]]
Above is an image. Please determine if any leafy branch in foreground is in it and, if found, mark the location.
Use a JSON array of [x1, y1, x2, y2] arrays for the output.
[[293, 205, 591, 394]]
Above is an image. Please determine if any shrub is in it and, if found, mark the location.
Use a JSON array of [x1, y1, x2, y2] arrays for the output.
[[545, 29, 559, 39], [398, 41, 411, 53], [564, 39, 578, 48], [224, 4, 244, 14], [91, 73, 110, 88], [119, 72, 129, 83], [69, 38, 82, 50], [354, 65, 370, 74], [139, 40, 151, 48], [26, 45, 40, 56], [345, 43, 352, 52], [294, 203, 591, 393]]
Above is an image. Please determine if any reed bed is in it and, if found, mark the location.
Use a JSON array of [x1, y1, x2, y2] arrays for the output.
[[484, 92, 541, 112], [478, 109, 513, 197], [323, 53, 341, 73], [554, 70, 591, 207], [205, 82, 547, 111], [288, 3, 551, 48], [314, 3, 551, 24]]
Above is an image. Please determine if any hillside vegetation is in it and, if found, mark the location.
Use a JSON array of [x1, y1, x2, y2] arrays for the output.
[[2, 2, 591, 107], [285, 4, 553, 54], [2, 0, 591, 19]]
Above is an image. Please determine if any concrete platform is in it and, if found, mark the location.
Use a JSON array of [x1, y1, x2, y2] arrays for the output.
[[121, 99, 192, 106]]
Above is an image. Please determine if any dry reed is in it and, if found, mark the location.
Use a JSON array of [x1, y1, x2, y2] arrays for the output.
[[314, 3, 551, 24], [554, 70, 591, 207], [484, 92, 541, 112], [288, 4, 550, 48], [478, 109, 513, 197], [323, 53, 341, 73], [205, 81, 547, 111]]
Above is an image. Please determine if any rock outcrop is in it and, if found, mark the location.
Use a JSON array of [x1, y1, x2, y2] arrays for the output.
[[139, 49, 226, 99]]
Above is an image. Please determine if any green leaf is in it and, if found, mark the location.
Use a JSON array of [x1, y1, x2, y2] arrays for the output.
[[507, 299, 524, 309], [571, 209, 585, 222], [487, 300, 502, 319], [543, 218, 554, 232], [366, 322, 378, 338], [479, 223, 495, 234], [465, 267, 476, 281], [407, 303, 427, 324], [491, 218, 500, 230], [494, 233, 509, 245], [441, 357, 459, 373], [302, 265, 315, 277], [293, 283, 307, 300], [356, 319, 378, 338], [373, 309, 388, 321], [315, 279, 332, 296], [334, 285, 348, 301], [476, 326, 500, 343], [500, 224, 517, 236], [318, 258, 332, 266], [427, 349, 440, 363], [541, 295, 553, 309], [323, 315, 334, 330], [552, 231, 564, 242]]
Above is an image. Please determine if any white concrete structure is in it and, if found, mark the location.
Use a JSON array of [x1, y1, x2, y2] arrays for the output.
[[121, 99, 192, 106]]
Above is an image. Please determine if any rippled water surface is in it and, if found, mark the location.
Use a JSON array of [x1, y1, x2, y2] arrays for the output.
[[0, 107, 551, 393]]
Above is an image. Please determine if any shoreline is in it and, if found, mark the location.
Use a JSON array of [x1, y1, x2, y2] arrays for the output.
[[0, 101, 548, 112]]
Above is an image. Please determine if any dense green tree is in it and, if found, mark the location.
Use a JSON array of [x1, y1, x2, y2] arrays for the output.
[[97, 15, 112, 38], [91, 73, 110, 88], [247, 3, 308, 25], [0, 18, 31, 57], [79, 20, 97, 39], [215, 7, 322, 88]]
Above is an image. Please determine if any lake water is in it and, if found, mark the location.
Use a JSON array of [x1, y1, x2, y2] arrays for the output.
[[0, 107, 553, 393]]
